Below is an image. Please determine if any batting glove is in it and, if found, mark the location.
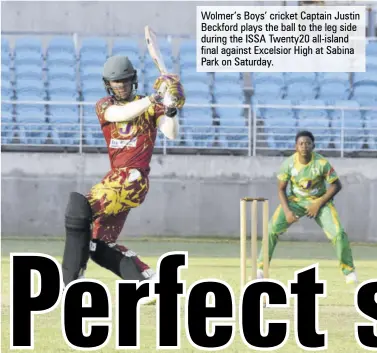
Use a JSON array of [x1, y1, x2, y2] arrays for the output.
[[163, 81, 185, 109], [153, 74, 180, 95]]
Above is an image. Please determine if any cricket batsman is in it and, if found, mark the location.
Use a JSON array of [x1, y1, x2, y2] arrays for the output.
[[61, 55, 185, 304], [256, 130, 358, 285]]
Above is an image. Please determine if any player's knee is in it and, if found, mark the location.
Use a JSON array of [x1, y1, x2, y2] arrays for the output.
[[335, 229, 347, 241], [65, 192, 93, 233], [270, 227, 281, 238]]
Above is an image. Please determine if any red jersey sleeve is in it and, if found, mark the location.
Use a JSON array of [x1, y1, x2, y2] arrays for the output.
[[95, 96, 114, 126]]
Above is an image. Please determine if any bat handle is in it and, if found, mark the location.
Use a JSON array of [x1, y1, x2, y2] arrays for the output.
[[158, 82, 168, 95]]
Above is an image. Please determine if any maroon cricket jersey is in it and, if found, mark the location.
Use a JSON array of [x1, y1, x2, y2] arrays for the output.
[[95, 95, 165, 174]]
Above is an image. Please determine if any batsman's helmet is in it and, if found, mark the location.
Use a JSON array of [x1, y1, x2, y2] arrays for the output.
[[102, 55, 138, 98]]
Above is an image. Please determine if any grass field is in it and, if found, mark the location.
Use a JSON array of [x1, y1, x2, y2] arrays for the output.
[[1, 237, 376, 353]]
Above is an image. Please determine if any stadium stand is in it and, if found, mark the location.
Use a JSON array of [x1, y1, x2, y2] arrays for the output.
[[1, 33, 377, 157]]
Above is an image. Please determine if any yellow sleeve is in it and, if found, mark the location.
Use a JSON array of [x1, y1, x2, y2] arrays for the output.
[[277, 159, 291, 182], [322, 160, 339, 184]]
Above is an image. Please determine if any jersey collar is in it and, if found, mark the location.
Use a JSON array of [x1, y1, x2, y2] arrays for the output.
[[295, 152, 314, 168]]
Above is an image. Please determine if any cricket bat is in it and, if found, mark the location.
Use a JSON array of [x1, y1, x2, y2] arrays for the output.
[[144, 25, 180, 106], [144, 25, 168, 75]]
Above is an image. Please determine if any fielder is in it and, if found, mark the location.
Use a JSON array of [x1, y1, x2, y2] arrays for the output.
[[61, 55, 185, 304], [257, 130, 358, 285]]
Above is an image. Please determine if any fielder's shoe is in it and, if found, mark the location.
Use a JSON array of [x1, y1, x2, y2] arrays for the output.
[[257, 269, 264, 280], [345, 271, 358, 285], [139, 272, 159, 305]]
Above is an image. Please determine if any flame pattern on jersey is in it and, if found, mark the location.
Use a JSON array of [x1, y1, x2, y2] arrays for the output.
[[84, 95, 164, 242], [86, 167, 151, 272], [86, 167, 149, 241], [95, 95, 164, 173], [87, 168, 149, 218]]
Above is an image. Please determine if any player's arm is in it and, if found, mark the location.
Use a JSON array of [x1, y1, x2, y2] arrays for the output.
[[317, 179, 342, 208], [104, 95, 160, 123], [319, 160, 341, 206], [306, 160, 341, 218], [103, 74, 184, 123], [276, 159, 291, 214], [277, 159, 298, 223], [306, 179, 341, 218], [278, 180, 298, 223], [156, 76, 184, 140], [157, 107, 179, 140], [278, 180, 291, 214]]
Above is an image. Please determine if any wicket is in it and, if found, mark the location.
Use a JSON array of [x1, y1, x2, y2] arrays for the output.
[[240, 197, 269, 288]]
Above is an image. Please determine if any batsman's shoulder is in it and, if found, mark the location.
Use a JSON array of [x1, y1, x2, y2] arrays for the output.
[[95, 96, 113, 115], [96, 96, 113, 106]]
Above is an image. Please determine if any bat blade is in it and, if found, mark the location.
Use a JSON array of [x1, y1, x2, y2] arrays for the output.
[[144, 25, 168, 75]]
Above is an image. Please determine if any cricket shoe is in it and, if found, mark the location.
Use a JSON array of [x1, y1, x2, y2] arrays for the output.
[[139, 272, 159, 305], [345, 271, 358, 294], [257, 269, 264, 280], [248, 269, 265, 282], [345, 271, 358, 285]]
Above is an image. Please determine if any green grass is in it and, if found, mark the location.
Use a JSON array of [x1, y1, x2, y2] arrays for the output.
[[1, 238, 376, 352]]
